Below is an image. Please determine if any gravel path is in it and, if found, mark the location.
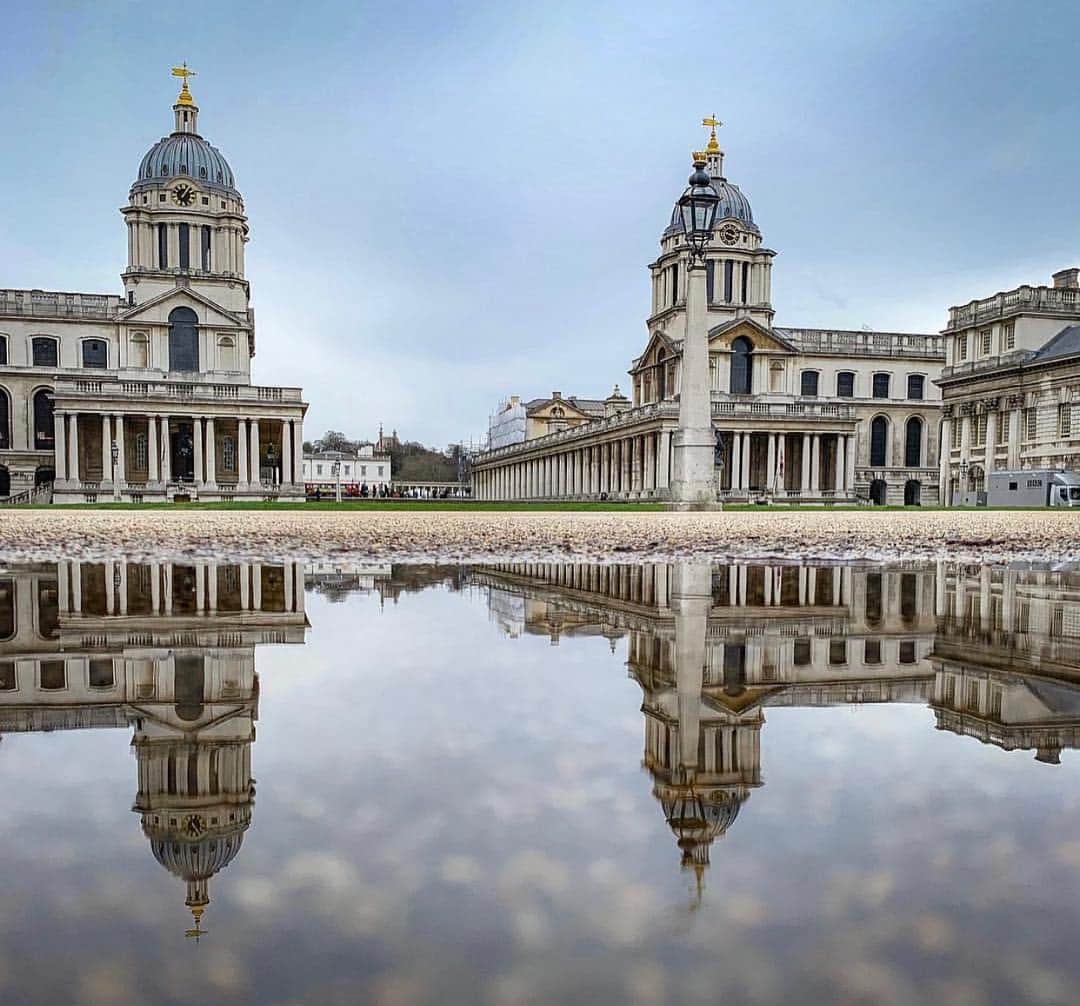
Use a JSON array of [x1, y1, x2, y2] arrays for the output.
[[0, 509, 1076, 565]]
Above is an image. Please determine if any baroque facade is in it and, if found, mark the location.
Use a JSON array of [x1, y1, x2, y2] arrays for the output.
[[937, 268, 1080, 504], [474, 126, 945, 506], [0, 70, 306, 503]]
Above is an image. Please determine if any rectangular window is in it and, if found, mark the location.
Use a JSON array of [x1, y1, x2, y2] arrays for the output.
[[828, 639, 847, 665], [378, 466, 385, 476], [966, 680, 979, 710], [975, 413, 987, 445], [957, 334, 967, 361], [801, 371, 819, 397], [158, 224, 168, 268], [1003, 322, 1015, 350], [201, 225, 212, 271], [864, 640, 882, 664], [223, 437, 237, 472], [951, 421, 962, 449], [178, 222, 190, 269], [980, 328, 992, 355], [723, 260, 734, 303], [998, 412, 1009, 444], [343, 465, 351, 475], [944, 675, 956, 705], [1025, 408, 1037, 440], [0, 662, 15, 690], [361, 466, 367, 477], [872, 373, 890, 399], [989, 687, 1002, 719], [40, 660, 66, 690], [836, 372, 855, 397], [741, 262, 749, 303], [89, 659, 114, 688], [1060, 404, 1073, 438], [32, 338, 58, 367], [899, 640, 917, 664], [793, 638, 811, 665], [705, 260, 714, 303], [0, 335, 6, 365], [135, 432, 148, 469], [669, 264, 678, 307], [907, 375, 924, 400], [316, 464, 323, 475]]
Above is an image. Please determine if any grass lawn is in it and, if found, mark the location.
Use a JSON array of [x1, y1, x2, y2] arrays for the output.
[[3, 500, 1039, 512]]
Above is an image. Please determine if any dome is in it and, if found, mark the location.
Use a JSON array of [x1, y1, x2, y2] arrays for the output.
[[149, 830, 246, 881], [664, 177, 759, 237], [133, 132, 238, 196]]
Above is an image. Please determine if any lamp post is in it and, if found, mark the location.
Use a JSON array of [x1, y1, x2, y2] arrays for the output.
[[669, 153, 720, 507], [958, 459, 969, 505], [111, 440, 120, 503], [332, 459, 342, 503], [266, 443, 278, 487]]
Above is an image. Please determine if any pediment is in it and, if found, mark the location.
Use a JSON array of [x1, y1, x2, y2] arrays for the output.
[[119, 286, 248, 329], [632, 328, 680, 370], [530, 398, 592, 421], [707, 317, 797, 355]]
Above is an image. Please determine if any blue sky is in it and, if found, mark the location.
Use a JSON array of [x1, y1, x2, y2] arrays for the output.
[[4, 1, 1080, 447]]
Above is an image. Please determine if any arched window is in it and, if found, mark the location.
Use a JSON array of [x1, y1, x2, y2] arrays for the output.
[[730, 337, 752, 395], [800, 370, 819, 397], [656, 348, 667, 399], [907, 375, 925, 400], [836, 372, 855, 397], [870, 416, 888, 467], [130, 332, 149, 369], [168, 306, 199, 372], [0, 387, 9, 449], [217, 335, 236, 371], [33, 389, 54, 450], [82, 338, 108, 369], [31, 337, 58, 368], [905, 417, 923, 467], [174, 655, 205, 721], [872, 373, 891, 399]]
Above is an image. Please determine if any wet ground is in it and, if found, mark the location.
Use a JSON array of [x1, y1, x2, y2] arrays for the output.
[[2, 555, 1079, 1004]]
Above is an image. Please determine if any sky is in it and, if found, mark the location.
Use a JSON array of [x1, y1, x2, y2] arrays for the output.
[[3, 1, 1080, 448]]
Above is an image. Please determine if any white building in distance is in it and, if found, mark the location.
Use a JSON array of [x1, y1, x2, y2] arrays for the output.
[[302, 445, 392, 495], [0, 68, 306, 503]]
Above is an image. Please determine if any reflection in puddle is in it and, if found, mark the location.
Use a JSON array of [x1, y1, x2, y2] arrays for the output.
[[1, 558, 1079, 1002]]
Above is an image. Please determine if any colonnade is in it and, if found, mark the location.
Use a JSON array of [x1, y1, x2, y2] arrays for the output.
[[939, 400, 1021, 505], [474, 429, 672, 500], [52, 411, 304, 493], [723, 430, 856, 497]]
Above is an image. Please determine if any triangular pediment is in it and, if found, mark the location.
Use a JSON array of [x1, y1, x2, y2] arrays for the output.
[[528, 397, 593, 421], [119, 286, 248, 329], [707, 317, 797, 354], [631, 328, 679, 370]]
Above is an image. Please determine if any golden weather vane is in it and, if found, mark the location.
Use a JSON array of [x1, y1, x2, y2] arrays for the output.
[[702, 114, 721, 153], [171, 62, 197, 105]]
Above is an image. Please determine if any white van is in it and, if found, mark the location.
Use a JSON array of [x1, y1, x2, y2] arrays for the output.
[[985, 469, 1080, 507]]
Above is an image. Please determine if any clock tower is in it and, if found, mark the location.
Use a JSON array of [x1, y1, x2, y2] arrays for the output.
[[121, 66, 251, 318]]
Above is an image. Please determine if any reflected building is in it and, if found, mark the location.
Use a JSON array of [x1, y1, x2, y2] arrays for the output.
[[475, 560, 1077, 883], [0, 560, 306, 935]]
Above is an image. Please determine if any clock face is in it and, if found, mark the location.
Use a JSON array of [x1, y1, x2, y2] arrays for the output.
[[719, 224, 740, 246], [172, 184, 196, 207]]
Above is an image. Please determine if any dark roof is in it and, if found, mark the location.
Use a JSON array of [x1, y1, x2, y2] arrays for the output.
[[1032, 324, 1080, 363], [524, 396, 606, 415]]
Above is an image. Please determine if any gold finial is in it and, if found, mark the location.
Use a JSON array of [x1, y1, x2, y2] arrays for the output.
[[185, 906, 207, 942], [702, 115, 722, 153], [171, 63, 197, 106]]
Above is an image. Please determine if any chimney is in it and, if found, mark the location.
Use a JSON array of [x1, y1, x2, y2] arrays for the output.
[[552, 391, 562, 400], [1052, 268, 1079, 290]]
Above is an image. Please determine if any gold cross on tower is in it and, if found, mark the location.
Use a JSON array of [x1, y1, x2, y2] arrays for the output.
[[702, 115, 722, 153], [171, 62, 197, 105]]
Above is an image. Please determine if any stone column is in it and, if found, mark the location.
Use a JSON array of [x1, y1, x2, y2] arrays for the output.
[[239, 562, 250, 610], [658, 430, 672, 489], [160, 417, 171, 483], [938, 414, 951, 505], [148, 414, 159, 483], [252, 564, 262, 611], [670, 260, 715, 503], [835, 434, 846, 495], [645, 435, 656, 491], [810, 434, 821, 494], [54, 413, 67, 481], [960, 409, 972, 486], [731, 432, 742, 490], [57, 561, 70, 613], [1007, 408, 1021, 470], [193, 417, 204, 486], [801, 433, 811, 492], [250, 420, 261, 486], [151, 562, 161, 613], [114, 415, 126, 488], [846, 434, 856, 495], [281, 419, 292, 484], [69, 414, 80, 482], [195, 563, 206, 612], [740, 432, 751, 489], [631, 436, 642, 493], [205, 418, 216, 487], [71, 560, 82, 613], [208, 563, 218, 611], [104, 561, 115, 615], [101, 415, 112, 486], [984, 406, 998, 473], [238, 419, 249, 485], [766, 433, 776, 493], [622, 439, 632, 492], [292, 420, 303, 488]]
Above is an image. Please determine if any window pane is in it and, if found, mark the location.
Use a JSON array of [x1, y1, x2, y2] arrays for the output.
[[801, 371, 819, 396], [82, 339, 108, 369], [870, 417, 888, 467], [32, 338, 58, 367], [872, 374, 890, 398], [40, 660, 66, 690], [837, 373, 854, 397], [907, 375, 924, 400], [0, 336, 6, 365], [89, 659, 114, 688]]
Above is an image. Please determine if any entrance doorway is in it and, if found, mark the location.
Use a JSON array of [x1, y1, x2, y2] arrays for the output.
[[869, 479, 887, 506], [170, 422, 195, 482], [35, 466, 54, 487], [0, 465, 9, 497], [904, 480, 921, 506]]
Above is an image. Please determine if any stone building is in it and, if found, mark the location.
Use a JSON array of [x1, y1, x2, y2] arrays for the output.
[[302, 445, 393, 495], [937, 268, 1080, 504], [0, 70, 306, 503], [0, 559, 307, 932], [474, 125, 945, 506]]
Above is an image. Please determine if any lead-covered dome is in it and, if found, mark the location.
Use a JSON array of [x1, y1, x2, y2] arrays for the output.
[[665, 176, 758, 237], [133, 132, 238, 195]]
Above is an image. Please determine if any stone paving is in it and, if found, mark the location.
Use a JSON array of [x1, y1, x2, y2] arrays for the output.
[[0, 509, 1076, 565]]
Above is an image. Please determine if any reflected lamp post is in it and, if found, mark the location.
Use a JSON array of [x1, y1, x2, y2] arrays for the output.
[[669, 151, 720, 506]]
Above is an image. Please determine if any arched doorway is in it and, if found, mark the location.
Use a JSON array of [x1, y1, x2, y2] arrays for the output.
[[870, 479, 887, 505], [34, 466, 54, 488], [168, 306, 200, 372], [0, 465, 9, 498], [904, 479, 921, 506], [730, 336, 752, 394]]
